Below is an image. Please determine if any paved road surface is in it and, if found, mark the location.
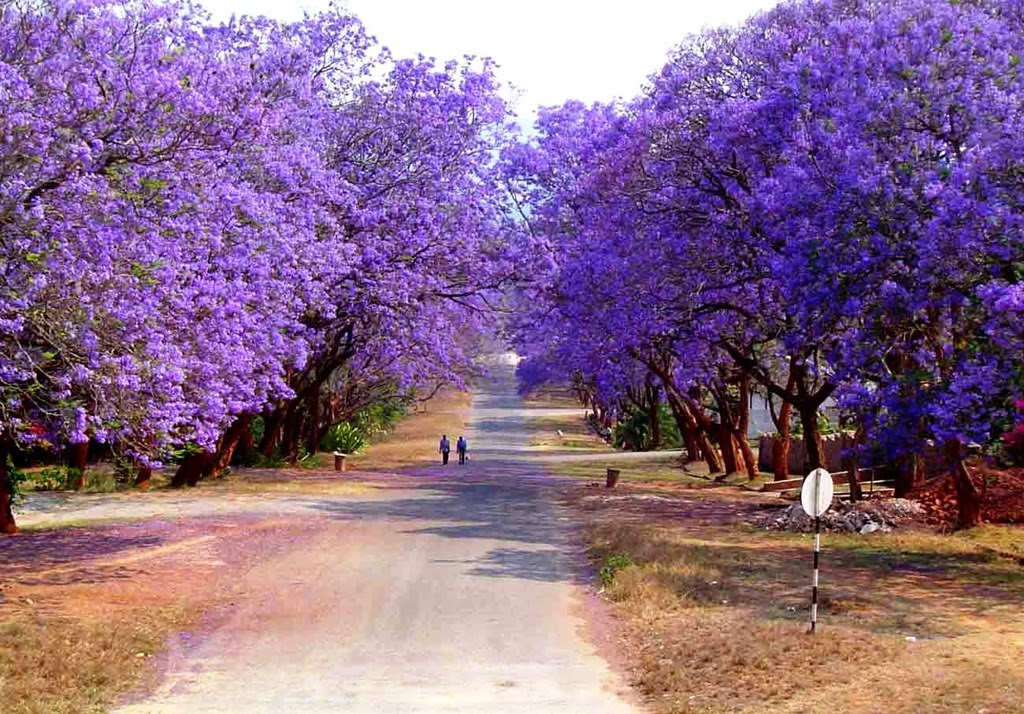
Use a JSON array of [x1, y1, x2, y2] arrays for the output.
[[111, 363, 639, 713]]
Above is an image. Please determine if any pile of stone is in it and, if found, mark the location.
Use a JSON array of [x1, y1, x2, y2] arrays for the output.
[[753, 498, 925, 534]]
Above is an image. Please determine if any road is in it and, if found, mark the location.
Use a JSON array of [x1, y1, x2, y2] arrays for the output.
[[110, 363, 639, 713]]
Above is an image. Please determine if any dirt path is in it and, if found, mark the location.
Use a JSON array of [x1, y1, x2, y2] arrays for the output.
[[106, 362, 638, 713]]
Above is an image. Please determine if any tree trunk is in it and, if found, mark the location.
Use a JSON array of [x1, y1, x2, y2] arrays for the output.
[[682, 428, 701, 463], [735, 376, 758, 479], [305, 396, 323, 457], [717, 423, 739, 475], [895, 453, 924, 497], [279, 403, 302, 464], [712, 385, 739, 476], [66, 441, 88, 490], [773, 399, 793, 480], [239, 419, 255, 460], [645, 355, 725, 473], [664, 387, 722, 473], [798, 404, 825, 472], [647, 388, 662, 451], [846, 427, 866, 503], [171, 451, 213, 488], [0, 440, 17, 535], [665, 390, 698, 461], [134, 464, 153, 489], [945, 438, 982, 529], [698, 430, 723, 473], [737, 433, 759, 480], [260, 405, 285, 457], [211, 415, 251, 477]]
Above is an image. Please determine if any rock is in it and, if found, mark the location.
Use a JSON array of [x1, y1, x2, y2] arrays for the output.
[[753, 496, 924, 533]]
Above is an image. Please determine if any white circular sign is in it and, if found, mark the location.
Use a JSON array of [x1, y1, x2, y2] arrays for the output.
[[801, 468, 834, 518]]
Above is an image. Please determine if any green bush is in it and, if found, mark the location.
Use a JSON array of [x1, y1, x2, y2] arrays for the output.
[[320, 422, 367, 455], [81, 470, 118, 493], [6, 457, 27, 503], [599, 554, 635, 587], [352, 398, 409, 438], [613, 403, 681, 451], [26, 466, 68, 491], [24, 466, 84, 491], [21, 466, 124, 493], [297, 447, 323, 469], [251, 449, 287, 468], [613, 410, 650, 451]]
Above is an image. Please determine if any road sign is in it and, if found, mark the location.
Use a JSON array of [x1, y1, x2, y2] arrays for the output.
[[801, 468, 834, 518]]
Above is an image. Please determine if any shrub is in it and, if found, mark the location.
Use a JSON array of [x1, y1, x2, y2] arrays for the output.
[[26, 466, 68, 491], [599, 553, 635, 586], [613, 403, 681, 451], [6, 457, 27, 503], [320, 422, 367, 455], [352, 398, 410, 437], [81, 470, 118, 493], [297, 448, 323, 469]]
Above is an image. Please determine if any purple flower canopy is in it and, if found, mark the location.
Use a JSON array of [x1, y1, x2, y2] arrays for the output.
[[0, 0, 521, 461], [1, 0, 1022, 480], [507, 0, 1024, 463]]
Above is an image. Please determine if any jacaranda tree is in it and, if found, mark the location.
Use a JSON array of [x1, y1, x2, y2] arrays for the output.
[[508, 0, 1024, 527], [0, 0, 519, 532]]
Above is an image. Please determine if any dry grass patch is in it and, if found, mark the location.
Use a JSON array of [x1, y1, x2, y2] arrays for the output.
[[623, 607, 903, 714], [196, 470, 376, 497], [529, 413, 610, 452], [0, 607, 194, 714], [553, 456, 724, 486], [955, 523, 1024, 560], [521, 385, 580, 408], [346, 388, 472, 471], [0, 517, 315, 713], [580, 500, 1024, 714]]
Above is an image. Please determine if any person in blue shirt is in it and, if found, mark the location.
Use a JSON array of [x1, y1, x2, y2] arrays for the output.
[[439, 435, 451, 465]]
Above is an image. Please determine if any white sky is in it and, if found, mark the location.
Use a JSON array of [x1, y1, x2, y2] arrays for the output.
[[203, 0, 780, 119]]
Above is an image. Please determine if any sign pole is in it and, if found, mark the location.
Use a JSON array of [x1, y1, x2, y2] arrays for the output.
[[801, 468, 833, 635], [811, 515, 820, 633]]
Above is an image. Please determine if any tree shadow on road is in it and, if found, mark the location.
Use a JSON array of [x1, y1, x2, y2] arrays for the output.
[[307, 467, 591, 585]]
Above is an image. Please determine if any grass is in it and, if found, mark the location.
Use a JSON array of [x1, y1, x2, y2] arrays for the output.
[[528, 413, 610, 452], [526, 402, 773, 488], [345, 387, 473, 471], [550, 453, 769, 489], [520, 385, 581, 408], [0, 608, 194, 714], [556, 457, 710, 485], [197, 472, 375, 497], [20, 466, 170, 495], [955, 523, 1024, 560], [1, 513, 316, 712], [565, 470, 1024, 713]]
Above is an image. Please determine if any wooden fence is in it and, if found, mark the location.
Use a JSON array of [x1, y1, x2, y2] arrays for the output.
[[757, 432, 948, 482], [756, 432, 856, 474]]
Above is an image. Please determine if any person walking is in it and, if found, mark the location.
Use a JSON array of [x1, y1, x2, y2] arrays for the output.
[[439, 434, 451, 465], [456, 435, 467, 465]]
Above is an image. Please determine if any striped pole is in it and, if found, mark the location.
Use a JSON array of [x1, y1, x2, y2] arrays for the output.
[[810, 515, 821, 633]]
